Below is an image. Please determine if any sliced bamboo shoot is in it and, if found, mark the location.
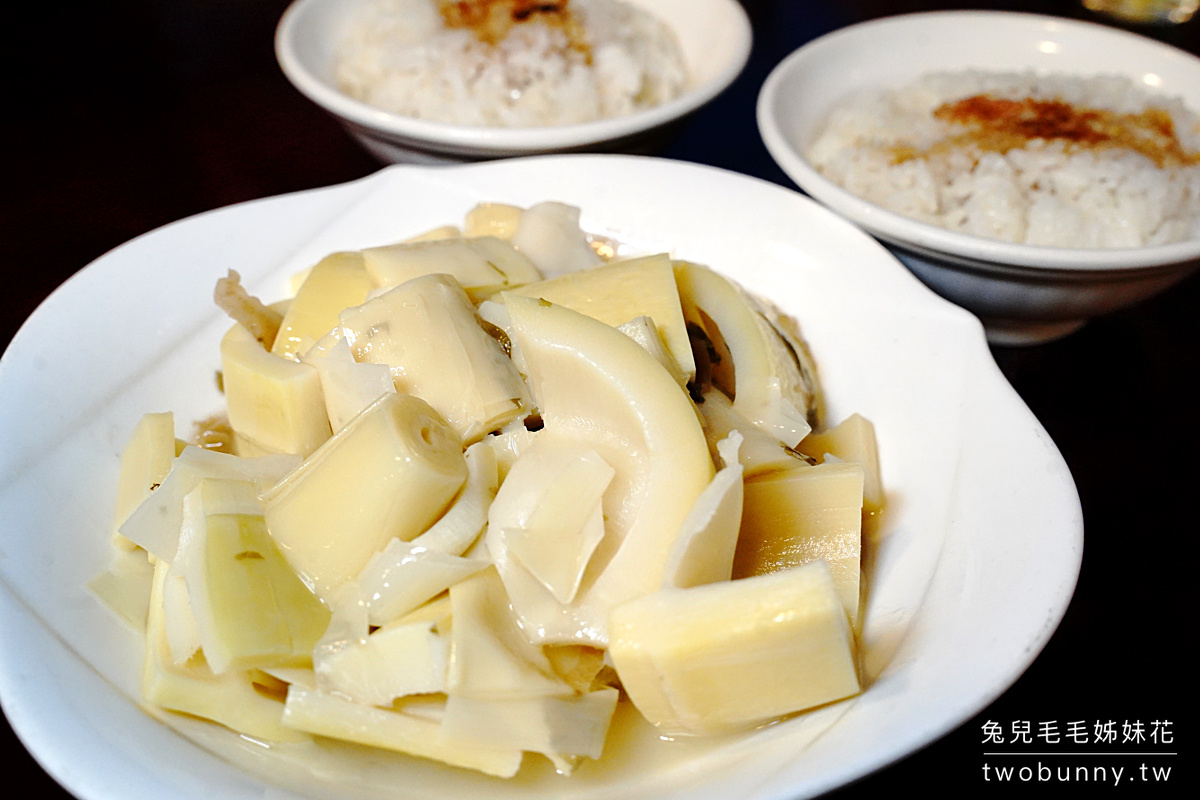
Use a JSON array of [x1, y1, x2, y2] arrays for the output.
[[442, 688, 619, 766], [119, 446, 300, 562], [262, 392, 467, 602], [734, 461, 864, 626], [464, 202, 523, 240], [697, 388, 812, 477], [489, 295, 713, 646], [447, 567, 573, 700], [300, 336, 395, 433], [314, 621, 448, 706], [340, 274, 529, 443], [491, 440, 614, 605], [221, 321, 332, 457], [662, 432, 744, 589], [609, 561, 861, 736], [798, 413, 884, 513], [510, 201, 602, 277], [362, 236, 540, 302], [675, 261, 818, 443], [282, 686, 523, 778], [358, 539, 489, 627], [271, 251, 373, 358], [176, 478, 330, 674], [112, 411, 176, 549], [142, 559, 308, 743], [508, 253, 696, 382]]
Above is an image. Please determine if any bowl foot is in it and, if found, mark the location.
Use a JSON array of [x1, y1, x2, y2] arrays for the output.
[[982, 317, 1087, 347]]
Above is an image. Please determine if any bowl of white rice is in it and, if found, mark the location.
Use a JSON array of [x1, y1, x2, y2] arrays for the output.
[[276, 0, 751, 164], [757, 11, 1200, 345]]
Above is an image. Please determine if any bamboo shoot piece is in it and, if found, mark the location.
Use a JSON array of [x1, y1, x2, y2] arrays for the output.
[[314, 621, 448, 705], [609, 560, 861, 736], [271, 251, 373, 359], [362, 236, 541, 302], [697, 388, 813, 477], [175, 478, 330, 674], [221, 321, 332, 457], [282, 686, 524, 778], [798, 413, 884, 513], [734, 461, 864, 626], [111, 411, 176, 549], [464, 202, 523, 240], [510, 201, 602, 277], [508, 253, 696, 382], [675, 261, 819, 443], [143, 559, 309, 743], [340, 274, 529, 444], [262, 392, 467, 603], [487, 294, 713, 646]]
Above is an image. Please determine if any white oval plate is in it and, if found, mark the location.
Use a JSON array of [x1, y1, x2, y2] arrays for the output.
[[0, 155, 1082, 800]]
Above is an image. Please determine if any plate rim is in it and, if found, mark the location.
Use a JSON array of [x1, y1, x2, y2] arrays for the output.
[[0, 154, 1082, 800]]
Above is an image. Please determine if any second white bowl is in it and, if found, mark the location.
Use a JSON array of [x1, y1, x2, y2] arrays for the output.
[[758, 11, 1200, 345]]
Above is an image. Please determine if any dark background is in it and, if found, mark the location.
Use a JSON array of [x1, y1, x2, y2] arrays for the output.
[[1, 1, 1193, 797]]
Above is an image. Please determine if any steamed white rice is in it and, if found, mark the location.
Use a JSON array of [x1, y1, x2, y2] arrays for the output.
[[335, 0, 687, 128], [807, 70, 1200, 248]]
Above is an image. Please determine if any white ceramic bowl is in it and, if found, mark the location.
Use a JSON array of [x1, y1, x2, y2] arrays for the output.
[[0, 155, 1081, 799], [757, 11, 1200, 345], [276, 0, 751, 164]]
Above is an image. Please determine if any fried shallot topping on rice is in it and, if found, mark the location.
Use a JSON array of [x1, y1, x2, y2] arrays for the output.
[[438, 0, 590, 57], [893, 94, 1200, 168]]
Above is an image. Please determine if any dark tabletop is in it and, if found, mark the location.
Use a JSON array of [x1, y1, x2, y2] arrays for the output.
[[1, 1, 1194, 797]]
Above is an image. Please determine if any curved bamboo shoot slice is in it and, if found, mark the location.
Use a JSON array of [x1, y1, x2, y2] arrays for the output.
[[675, 261, 819, 444], [489, 295, 713, 646]]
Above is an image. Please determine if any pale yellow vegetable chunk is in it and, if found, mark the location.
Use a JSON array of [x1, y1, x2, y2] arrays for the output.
[[403, 440, 498, 557], [270, 251, 373, 359], [798, 413, 885, 513], [487, 295, 713, 646], [357, 538, 489, 627], [314, 621, 448, 706], [282, 686, 523, 778], [734, 461, 864, 626], [177, 478, 330, 674], [697, 389, 812, 477], [447, 567, 572, 700], [618, 314, 689, 388], [510, 201, 603, 277], [340, 274, 529, 444], [463, 202, 523, 240], [112, 411, 176, 548], [300, 336, 395, 433], [442, 688, 619, 765], [662, 432, 744, 590], [362, 236, 541, 302], [508, 253, 696, 381], [609, 560, 861, 736], [262, 392, 467, 603], [494, 440, 614, 605], [675, 261, 817, 443], [118, 445, 299, 563], [220, 322, 332, 457], [87, 548, 155, 631], [142, 559, 308, 743]]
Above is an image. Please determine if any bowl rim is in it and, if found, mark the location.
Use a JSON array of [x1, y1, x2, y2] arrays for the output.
[[756, 9, 1200, 273], [275, 0, 753, 154]]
